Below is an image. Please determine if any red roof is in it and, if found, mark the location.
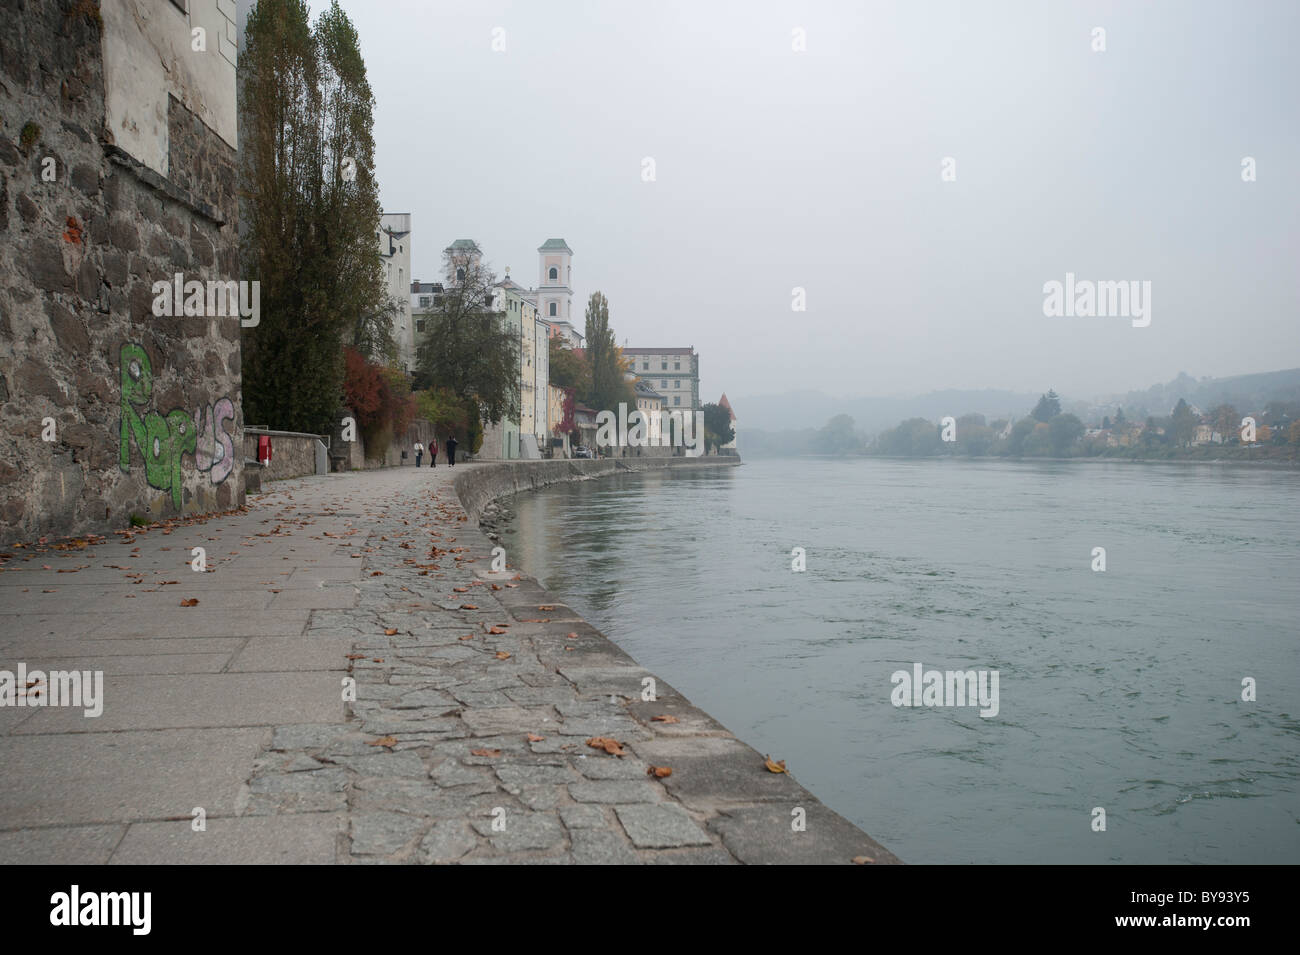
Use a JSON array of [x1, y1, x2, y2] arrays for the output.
[[718, 393, 735, 419]]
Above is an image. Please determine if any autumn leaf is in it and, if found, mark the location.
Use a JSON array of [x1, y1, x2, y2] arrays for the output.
[[460, 604, 478, 610], [469, 748, 501, 757], [367, 736, 397, 748], [453, 586, 468, 593], [763, 755, 787, 774], [646, 766, 673, 778], [370, 571, 384, 577], [495, 651, 512, 660], [651, 715, 679, 724], [490, 584, 502, 591], [457, 634, 474, 641], [527, 733, 545, 742], [538, 604, 554, 611], [566, 632, 578, 639], [487, 626, 508, 635], [384, 628, 398, 636], [180, 598, 199, 607], [586, 736, 626, 757], [345, 654, 365, 660], [852, 855, 875, 865]]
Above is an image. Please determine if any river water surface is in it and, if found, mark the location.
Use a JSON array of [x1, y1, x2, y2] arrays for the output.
[[494, 457, 1299, 864]]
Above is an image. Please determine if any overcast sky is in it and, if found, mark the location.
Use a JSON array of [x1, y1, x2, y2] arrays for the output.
[[247, 0, 1299, 406]]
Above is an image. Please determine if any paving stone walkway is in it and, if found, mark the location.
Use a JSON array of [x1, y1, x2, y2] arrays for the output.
[[0, 463, 898, 864]]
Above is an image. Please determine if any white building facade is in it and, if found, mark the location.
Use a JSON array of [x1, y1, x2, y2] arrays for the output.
[[378, 213, 414, 374], [623, 348, 700, 412]]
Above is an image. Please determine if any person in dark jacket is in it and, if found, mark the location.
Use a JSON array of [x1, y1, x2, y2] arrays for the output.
[[445, 435, 458, 466], [415, 446, 423, 468], [429, 443, 436, 467]]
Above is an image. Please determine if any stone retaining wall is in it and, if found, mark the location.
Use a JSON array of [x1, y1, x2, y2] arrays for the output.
[[452, 456, 741, 523], [243, 429, 326, 483]]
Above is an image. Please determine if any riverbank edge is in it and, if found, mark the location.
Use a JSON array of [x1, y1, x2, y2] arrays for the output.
[[451, 456, 903, 864]]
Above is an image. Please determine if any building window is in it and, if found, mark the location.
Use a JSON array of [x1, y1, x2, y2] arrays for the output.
[[456, 267, 465, 282], [420, 296, 430, 307], [674, 396, 681, 406], [642, 362, 648, 371], [674, 361, 680, 370], [550, 302, 557, 316], [674, 380, 680, 388], [549, 267, 558, 280], [661, 361, 667, 370], [416, 319, 425, 332], [661, 380, 668, 388]]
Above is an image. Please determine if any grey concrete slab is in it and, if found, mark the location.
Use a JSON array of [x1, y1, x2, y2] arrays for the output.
[[708, 804, 902, 865], [0, 824, 126, 864], [0, 653, 233, 675], [0, 728, 266, 827], [226, 636, 357, 672], [12, 672, 344, 733], [110, 813, 344, 864]]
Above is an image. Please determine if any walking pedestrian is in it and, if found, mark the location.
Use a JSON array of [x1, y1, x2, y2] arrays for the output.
[[445, 434, 458, 467], [415, 445, 423, 468]]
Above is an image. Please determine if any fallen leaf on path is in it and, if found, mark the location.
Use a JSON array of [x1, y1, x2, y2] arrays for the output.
[[651, 715, 679, 724], [460, 604, 478, 610], [180, 598, 199, 607], [383, 627, 398, 635], [458, 634, 474, 641], [367, 736, 397, 748], [345, 654, 365, 660], [494, 651, 512, 660], [527, 733, 545, 742], [469, 748, 501, 757], [487, 626, 508, 635], [647, 766, 673, 778], [586, 737, 626, 757], [763, 755, 787, 774], [538, 605, 554, 611], [852, 856, 875, 865]]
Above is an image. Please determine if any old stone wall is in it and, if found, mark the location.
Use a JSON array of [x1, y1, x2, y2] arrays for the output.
[[0, 0, 242, 542], [243, 429, 325, 483]]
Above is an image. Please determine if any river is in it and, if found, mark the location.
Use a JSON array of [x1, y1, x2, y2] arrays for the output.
[[492, 457, 1300, 864]]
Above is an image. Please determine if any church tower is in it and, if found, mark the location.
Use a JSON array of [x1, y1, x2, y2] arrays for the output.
[[536, 238, 573, 326]]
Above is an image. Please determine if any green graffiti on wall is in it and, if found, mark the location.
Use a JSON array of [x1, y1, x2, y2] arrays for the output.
[[119, 343, 197, 509]]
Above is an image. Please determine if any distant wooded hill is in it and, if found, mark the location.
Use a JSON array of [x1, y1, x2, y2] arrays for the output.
[[735, 368, 1300, 457]]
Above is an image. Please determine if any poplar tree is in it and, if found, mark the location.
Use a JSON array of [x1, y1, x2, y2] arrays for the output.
[[240, 0, 389, 434], [584, 292, 632, 412]]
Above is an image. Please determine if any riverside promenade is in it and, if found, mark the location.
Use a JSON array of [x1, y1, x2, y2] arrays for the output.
[[0, 460, 898, 864]]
